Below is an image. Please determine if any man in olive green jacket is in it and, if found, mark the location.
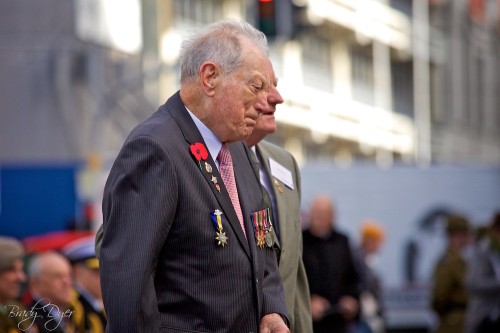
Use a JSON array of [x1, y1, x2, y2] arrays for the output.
[[244, 68, 313, 333], [431, 214, 471, 333]]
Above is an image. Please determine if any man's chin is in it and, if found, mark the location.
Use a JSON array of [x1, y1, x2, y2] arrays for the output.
[[258, 118, 276, 132], [261, 124, 277, 135], [239, 125, 256, 140]]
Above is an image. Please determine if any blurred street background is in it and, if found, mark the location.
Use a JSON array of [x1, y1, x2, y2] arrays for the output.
[[1, 1, 500, 332]]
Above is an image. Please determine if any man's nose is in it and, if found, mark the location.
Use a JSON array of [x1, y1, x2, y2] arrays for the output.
[[268, 87, 284, 105]]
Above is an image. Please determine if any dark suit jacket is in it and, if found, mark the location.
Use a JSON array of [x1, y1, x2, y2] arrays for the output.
[[100, 91, 287, 333], [302, 230, 360, 333], [255, 141, 313, 333]]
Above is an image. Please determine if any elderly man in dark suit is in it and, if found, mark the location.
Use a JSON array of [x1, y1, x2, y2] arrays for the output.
[[99, 19, 289, 333]]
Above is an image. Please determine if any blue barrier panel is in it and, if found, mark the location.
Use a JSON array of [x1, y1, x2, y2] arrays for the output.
[[0, 165, 78, 239]]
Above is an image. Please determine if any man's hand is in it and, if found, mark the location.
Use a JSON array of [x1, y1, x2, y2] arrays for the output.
[[259, 313, 289, 333], [310, 294, 330, 321], [338, 295, 359, 321]]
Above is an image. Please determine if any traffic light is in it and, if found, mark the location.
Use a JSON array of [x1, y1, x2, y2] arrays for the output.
[[257, 0, 277, 38], [256, 0, 309, 39]]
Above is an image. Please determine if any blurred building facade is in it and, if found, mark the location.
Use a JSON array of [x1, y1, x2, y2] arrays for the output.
[[429, 0, 500, 164], [0, 0, 499, 166]]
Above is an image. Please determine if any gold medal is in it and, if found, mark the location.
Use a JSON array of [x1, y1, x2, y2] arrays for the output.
[[258, 233, 267, 249]]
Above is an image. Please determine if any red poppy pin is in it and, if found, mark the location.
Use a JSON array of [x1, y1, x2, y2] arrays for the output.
[[190, 142, 209, 170]]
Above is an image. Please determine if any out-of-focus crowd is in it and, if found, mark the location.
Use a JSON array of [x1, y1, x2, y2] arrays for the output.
[[0, 236, 105, 333]]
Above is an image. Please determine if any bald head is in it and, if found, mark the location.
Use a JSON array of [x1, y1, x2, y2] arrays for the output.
[[309, 195, 335, 237], [28, 251, 73, 308]]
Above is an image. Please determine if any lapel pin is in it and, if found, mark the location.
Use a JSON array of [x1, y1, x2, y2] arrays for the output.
[[205, 162, 213, 173], [274, 178, 283, 193]]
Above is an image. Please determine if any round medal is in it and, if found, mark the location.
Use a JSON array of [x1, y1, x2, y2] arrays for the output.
[[265, 233, 274, 247]]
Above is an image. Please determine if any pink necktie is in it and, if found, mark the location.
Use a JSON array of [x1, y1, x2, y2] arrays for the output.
[[218, 143, 246, 238]]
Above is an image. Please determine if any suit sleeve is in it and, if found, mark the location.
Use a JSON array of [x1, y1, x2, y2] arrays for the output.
[[294, 258, 313, 332], [95, 224, 103, 259], [291, 156, 314, 333], [261, 246, 290, 323], [100, 136, 178, 332], [252, 146, 289, 323]]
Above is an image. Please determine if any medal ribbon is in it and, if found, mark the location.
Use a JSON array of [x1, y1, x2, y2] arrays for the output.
[[263, 209, 269, 230], [211, 210, 224, 231], [252, 212, 258, 233]]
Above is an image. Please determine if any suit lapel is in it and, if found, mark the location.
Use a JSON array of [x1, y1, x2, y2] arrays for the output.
[[255, 144, 283, 250], [166, 93, 251, 257], [230, 143, 260, 259]]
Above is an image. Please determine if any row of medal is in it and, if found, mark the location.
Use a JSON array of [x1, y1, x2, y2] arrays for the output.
[[211, 208, 274, 249], [251, 208, 274, 249]]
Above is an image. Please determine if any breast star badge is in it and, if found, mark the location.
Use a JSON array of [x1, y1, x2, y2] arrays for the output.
[[216, 230, 228, 247]]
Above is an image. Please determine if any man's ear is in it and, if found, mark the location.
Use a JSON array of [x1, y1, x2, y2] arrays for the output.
[[199, 62, 219, 96]]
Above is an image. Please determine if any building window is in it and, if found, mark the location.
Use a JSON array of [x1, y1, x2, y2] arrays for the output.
[[473, 56, 483, 129], [391, 60, 414, 118], [390, 0, 413, 17], [351, 44, 374, 104], [429, 63, 442, 123], [301, 35, 333, 92], [173, 0, 224, 24]]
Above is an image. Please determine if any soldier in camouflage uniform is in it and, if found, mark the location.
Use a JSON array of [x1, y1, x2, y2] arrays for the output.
[[431, 214, 472, 333]]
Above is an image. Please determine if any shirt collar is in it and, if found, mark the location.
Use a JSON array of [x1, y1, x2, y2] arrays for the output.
[[186, 107, 222, 162]]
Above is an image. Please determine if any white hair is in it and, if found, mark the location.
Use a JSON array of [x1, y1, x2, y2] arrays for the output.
[[180, 19, 268, 83]]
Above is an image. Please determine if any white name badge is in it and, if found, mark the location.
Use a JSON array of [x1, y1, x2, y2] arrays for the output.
[[269, 158, 294, 190]]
